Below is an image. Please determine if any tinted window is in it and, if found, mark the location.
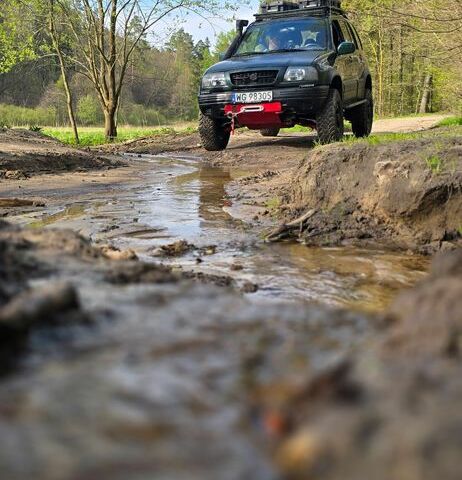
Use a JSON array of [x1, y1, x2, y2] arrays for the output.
[[338, 19, 355, 44], [349, 23, 363, 49], [235, 18, 329, 56], [331, 20, 345, 49]]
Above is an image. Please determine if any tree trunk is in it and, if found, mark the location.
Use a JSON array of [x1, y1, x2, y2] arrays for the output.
[[62, 72, 79, 144], [47, 0, 79, 144], [104, 109, 117, 141], [419, 73, 433, 114]]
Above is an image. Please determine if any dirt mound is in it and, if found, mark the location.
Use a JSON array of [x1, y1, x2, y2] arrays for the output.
[[97, 131, 201, 155], [254, 249, 462, 480], [0, 128, 123, 177], [287, 137, 462, 253]]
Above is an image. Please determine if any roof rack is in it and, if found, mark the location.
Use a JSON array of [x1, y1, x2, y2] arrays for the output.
[[255, 8, 346, 22], [257, 1, 345, 19]]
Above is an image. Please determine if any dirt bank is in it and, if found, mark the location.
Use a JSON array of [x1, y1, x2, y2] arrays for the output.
[[0, 128, 122, 178], [285, 136, 462, 253], [267, 249, 462, 480]]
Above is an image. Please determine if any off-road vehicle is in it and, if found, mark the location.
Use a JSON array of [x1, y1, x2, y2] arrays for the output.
[[198, 0, 373, 151]]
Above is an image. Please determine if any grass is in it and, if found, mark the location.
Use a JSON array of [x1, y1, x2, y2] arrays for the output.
[[426, 154, 443, 174], [313, 124, 462, 149], [436, 116, 462, 127], [42, 123, 197, 146]]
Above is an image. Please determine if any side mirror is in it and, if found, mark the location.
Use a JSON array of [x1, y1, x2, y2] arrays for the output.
[[218, 53, 225, 61], [337, 41, 356, 56], [236, 19, 249, 35]]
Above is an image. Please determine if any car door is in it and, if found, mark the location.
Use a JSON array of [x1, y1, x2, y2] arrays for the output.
[[331, 18, 356, 102], [348, 22, 368, 99], [339, 19, 362, 100]]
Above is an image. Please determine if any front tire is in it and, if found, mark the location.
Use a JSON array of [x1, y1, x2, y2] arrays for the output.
[[350, 88, 373, 138], [199, 113, 230, 151], [260, 128, 280, 137], [316, 88, 344, 145]]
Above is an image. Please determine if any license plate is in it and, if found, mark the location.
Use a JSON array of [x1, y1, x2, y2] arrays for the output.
[[232, 91, 273, 104]]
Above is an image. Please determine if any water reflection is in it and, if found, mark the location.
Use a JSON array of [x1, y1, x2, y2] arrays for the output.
[[11, 155, 429, 313]]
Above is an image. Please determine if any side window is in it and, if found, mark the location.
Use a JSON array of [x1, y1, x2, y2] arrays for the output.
[[338, 20, 355, 44], [349, 24, 363, 50], [331, 20, 345, 49]]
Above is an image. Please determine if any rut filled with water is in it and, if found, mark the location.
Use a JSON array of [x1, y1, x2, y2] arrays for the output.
[[10, 153, 429, 312]]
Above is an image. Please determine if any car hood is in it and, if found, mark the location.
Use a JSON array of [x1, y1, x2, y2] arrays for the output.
[[207, 50, 330, 73]]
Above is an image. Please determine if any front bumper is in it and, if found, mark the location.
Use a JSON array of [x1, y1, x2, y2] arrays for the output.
[[198, 85, 330, 120]]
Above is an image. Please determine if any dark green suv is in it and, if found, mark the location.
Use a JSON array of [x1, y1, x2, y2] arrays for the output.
[[198, 0, 373, 151]]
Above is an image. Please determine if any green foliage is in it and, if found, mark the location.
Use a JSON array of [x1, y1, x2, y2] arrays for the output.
[[118, 104, 168, 126], [43, 125, 197, 146], [0, 0, 35, 73], [426, 155, 443, 174], [0, 104, 56, 127], [214, 30, 237, 57], [312, 124, 462, 149], [77, 95, 103, 126], [437, 117, 462, 127], [265, 197, 281, 212]]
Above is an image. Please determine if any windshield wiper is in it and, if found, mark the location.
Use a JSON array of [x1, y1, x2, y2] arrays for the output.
[[233, 51, 267, 57], [267, 48, 312, 53]]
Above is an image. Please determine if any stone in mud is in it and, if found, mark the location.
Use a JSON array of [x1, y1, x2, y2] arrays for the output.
[[230, 263, 244, 271], [101, 245, 138, 261], [241, 281, 259, 293], [152, 239, 193, 257]]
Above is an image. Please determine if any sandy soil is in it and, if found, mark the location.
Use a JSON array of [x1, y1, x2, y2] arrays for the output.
[[0, 128, 122, 177]]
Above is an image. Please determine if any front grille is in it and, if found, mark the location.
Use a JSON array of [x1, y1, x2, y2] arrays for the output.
[[230, 70, 279, 86]]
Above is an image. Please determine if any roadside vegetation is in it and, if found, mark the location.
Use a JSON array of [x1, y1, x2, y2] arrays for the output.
[[43, 124, 197, 147]]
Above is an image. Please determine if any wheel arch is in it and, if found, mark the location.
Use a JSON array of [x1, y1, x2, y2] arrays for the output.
[[365, 75, 372, 91], [330, 76, 343, 98]]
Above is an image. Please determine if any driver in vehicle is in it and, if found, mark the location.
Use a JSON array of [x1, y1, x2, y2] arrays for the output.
[[255, 27, 286, 52]]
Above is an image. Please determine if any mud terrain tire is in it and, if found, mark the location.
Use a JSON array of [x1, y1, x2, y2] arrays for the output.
[[316, 89, 344, 144], [350, 89, 373, 138], [199, 113, 230, 151], [260, 128, 280, 137]]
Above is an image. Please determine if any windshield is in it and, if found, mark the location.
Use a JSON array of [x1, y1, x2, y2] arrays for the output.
[[234, 18, 329, 56]]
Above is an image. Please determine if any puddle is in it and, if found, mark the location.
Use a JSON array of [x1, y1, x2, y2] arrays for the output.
[[11, 154, 429, 312]]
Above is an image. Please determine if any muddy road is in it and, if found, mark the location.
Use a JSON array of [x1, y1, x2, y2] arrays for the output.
[[0, 118, 461, 480], [2, 152, 428, 312]]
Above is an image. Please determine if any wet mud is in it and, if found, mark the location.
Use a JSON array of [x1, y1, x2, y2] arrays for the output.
[[0, 122, 461, 479], [3, 153, 429, 312]]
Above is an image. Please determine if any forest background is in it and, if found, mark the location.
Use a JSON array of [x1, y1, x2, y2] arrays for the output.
[[0, 0, 460, 139]]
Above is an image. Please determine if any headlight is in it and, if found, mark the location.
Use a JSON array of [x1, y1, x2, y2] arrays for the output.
[[202, 72, 226, 89], [284, 67, 318, 82]]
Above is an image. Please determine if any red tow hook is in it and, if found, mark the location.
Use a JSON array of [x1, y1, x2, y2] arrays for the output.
[[224, 102, 283, 132]]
